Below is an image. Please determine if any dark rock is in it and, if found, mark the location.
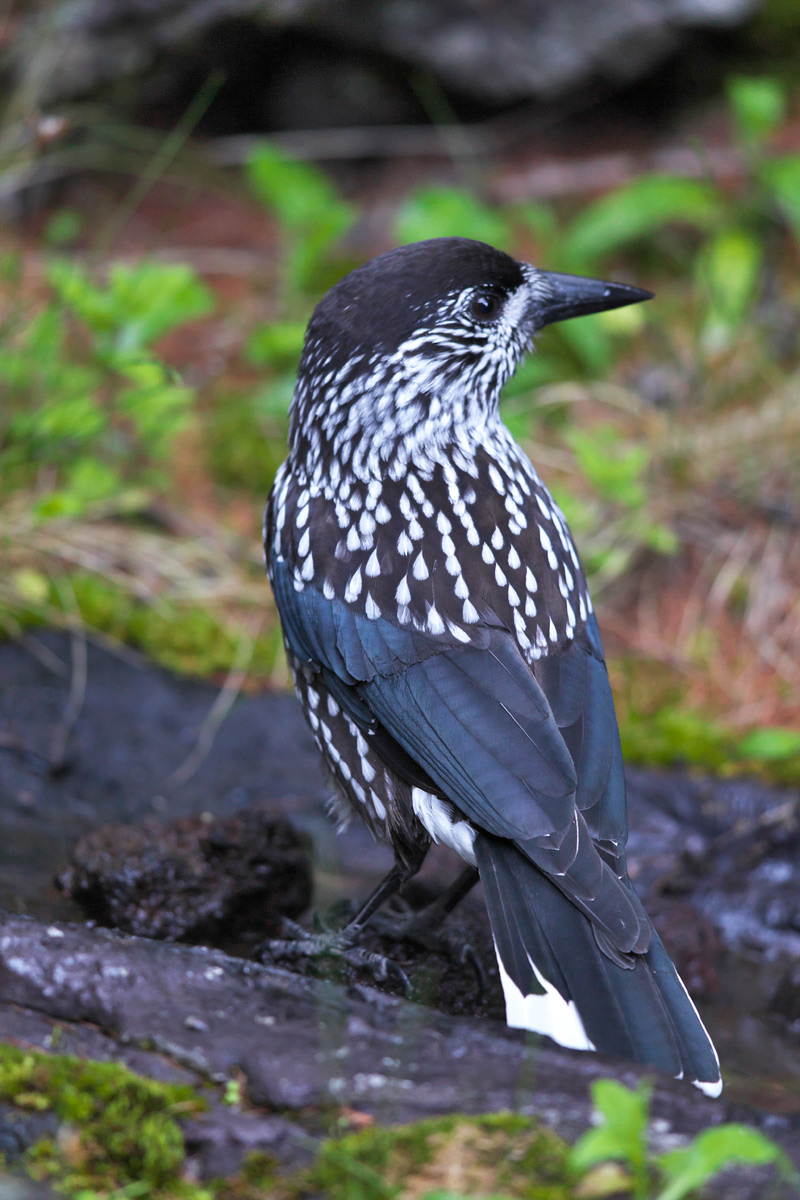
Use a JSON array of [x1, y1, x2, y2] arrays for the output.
[[0, 913, 751, 1126], [182, 1109, 316, 1179], [4, 630, 800, 1162], [11, 0, 757, 120], [57, 809, 312, 947], [770, 963, 800, 1024], [245, 1048, 325, 1110], [0, 631, 327, 922], [0, 1106, 59, 1165], [0, 1177, 62, 1200], [0, 912, 793, 1197]]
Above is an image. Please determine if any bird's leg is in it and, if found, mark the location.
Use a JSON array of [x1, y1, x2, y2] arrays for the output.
[[370, 865, 485, 992], [262, 848, 427, 991], [410, 864, 480, 930]]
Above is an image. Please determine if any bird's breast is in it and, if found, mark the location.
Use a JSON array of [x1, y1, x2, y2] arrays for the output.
[[268, 444, 592, 662]]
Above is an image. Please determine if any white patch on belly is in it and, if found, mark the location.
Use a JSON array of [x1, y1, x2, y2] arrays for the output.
[[411, 787, 477, 866]]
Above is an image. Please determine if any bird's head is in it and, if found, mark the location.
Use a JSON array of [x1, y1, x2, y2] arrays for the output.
[[290, 238, 651, 479]]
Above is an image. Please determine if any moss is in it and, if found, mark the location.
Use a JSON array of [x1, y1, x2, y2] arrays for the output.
[[210, 1151, 284, 1200], [0, 571, 286, 683], [0, 1042, 208, 1198], [301, 1113, 574, 1200]]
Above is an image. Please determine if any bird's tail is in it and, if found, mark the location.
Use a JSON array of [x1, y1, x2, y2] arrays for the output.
[[475, 834, 721, 1096]]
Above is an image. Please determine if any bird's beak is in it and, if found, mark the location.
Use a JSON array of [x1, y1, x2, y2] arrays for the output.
[[529, 269, 653, 329]]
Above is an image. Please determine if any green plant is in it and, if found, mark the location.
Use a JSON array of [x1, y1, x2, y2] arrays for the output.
[[246, 143, 357, 307], [395, 183, 514, 250], [241, 145, 362, 477], [554, 75, 800, 357], [570, 1079, 793, 1200], [0, 258, 214, 519]]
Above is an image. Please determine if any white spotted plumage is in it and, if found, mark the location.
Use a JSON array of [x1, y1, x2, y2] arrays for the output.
[[267, 240, 595, 899]]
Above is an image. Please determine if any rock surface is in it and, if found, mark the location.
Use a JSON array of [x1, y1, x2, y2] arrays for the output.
[[58, 809, 312, 947], [0, 910, 790, 1198], [2, 630, 800, 1194], [11, 0, 757, 118]]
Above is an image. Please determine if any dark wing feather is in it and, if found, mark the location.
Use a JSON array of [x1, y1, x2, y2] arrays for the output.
[[533, 615, 628, 857], [364, 633, 577, 841], [272, 559, 648, 953]]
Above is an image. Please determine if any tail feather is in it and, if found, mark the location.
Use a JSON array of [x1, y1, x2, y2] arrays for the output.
[[475, 834, 721, 1097]]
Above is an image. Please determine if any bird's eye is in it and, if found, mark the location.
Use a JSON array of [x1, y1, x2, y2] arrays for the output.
[[469, 290, 502, 322]]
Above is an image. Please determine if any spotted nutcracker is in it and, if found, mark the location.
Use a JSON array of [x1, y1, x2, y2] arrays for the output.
[[264, 237, 721, 1095]]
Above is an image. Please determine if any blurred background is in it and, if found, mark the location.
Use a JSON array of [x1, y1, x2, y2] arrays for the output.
[[1, 0, 799, 784]]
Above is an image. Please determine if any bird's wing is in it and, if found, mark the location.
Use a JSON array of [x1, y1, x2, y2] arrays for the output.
[[532, 613, 628, 860], [272, 557, 649, 956]]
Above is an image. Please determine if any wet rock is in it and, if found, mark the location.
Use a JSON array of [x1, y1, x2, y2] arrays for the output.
[[0, 1106, 59, 1167], [57, 809, 312, 949], [0, 631, 326, 921], [244, 1050, 323, 1111], [4, 631, 800, 1144], [182, 1109, 316, 1179], [0, 913, 725, 1129], [0, 912, 793, 1196]]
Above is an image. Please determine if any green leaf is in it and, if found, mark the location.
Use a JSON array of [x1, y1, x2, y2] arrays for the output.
[[513, 200, 561, 248], [727, 76, 787, 148], [12, 568, 50, 605], [656, 1124, 789, 1200], [47, 259, 214, 352], [738, 727, 800, 762], [567, 425, 648, 508], [285, 207, 353, 292], [252, 372, 296, 419], [246, 321, 308, 367], [11, 394, 105, 444], [0, 248, 22, 283], [563, 176, 722, 268], [47, 259, 115, 332], [35, 458, 122, 519], [25, 305, 66, 360], [118, 379, 194, 454], [640, 521, 680, 556], [68, 457, 121, 500], [570, 1080, 650, 1178], [395, 185, 512, 249], [554, 315, 613, 375], [761, 153, 800, 244], [697, 228, 763, 354], [107, 262, 214, 351], [44, 209, 83, 248], [418, 1194, 516, 1200], [247, 144, 353, 233]]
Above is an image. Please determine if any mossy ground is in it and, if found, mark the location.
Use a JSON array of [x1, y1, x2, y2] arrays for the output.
[[0, 1043, 578, 1200], [0, 570, 286, 684], [300, 1113, 574, 1200], [0, 1042, 207, 1197]]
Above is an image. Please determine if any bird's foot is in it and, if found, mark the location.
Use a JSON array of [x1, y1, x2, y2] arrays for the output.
[[260, 916, 411, 993], [369, 901, 486, 996]]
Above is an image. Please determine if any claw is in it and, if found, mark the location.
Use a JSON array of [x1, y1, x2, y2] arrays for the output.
[[369, 908, 486, 996], [343, 947, 411, 994], [259, 921, 410, 993]]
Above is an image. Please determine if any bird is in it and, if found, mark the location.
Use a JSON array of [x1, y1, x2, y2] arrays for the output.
[[264, 236, 721, 1096]]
